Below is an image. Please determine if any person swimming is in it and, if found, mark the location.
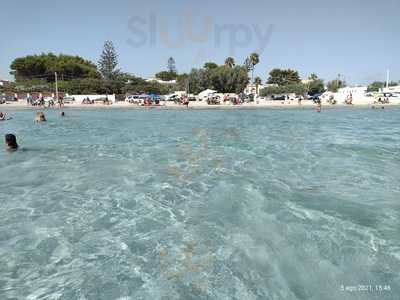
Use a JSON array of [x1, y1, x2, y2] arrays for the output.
[[34, 112, 47, 122], [5, 134, 18, 150], [60, 111, 65, 117], [0, 111, 6, 120]]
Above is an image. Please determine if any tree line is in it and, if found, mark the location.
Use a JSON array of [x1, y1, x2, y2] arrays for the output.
[[367, 81, 399, 92], [259, 70, 325, 96], [6, 42, 399, 96], [7, 46, 261, 95], [8, 41, 173, 95], [154, 54, 259, 94]]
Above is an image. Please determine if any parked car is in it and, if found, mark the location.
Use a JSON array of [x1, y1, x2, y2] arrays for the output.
[[167, 94, 181, 102], [308, 94, 322, 103], [271, 95, 287, 101], [138, 94, 150, 105], [148, 94, 161, 104], [0, 94, 7, 104], [1, 94, 15, 103], [125, 95, 141, 104], [387, 93, 399, 98], [383, 92, 400, 98], [308, 94, 321, 100]]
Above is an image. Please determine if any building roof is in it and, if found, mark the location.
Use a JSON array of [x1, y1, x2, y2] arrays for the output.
[[0, 79, 10, 86]]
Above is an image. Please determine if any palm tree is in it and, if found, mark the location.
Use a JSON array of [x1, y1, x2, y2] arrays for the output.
[[254, 76, 262, 95], [244, 57, 251, 72], [224, 57, 235, 68], [249, 53, 260, 83]]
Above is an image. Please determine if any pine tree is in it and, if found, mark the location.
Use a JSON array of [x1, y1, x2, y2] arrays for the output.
[[167, 57, 177, 74], [98, 41, 120, 80]]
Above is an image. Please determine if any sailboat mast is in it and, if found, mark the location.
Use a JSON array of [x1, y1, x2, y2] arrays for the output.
[[386, 69, 390, 89]]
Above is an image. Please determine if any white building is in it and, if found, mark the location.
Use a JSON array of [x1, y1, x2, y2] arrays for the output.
[[336, 86, 367, 102], [244, 83, 266, 96], [145, 77, 176, 84], [0, 79, 10, 87], [381, 85, 400, 93]]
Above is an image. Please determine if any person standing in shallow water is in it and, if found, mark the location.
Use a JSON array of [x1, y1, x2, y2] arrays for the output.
[[5, 134, 18, 151], [316, 100, 322, 113]]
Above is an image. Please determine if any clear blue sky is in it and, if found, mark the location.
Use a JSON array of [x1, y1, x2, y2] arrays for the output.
[[1, 0, 399, 84]]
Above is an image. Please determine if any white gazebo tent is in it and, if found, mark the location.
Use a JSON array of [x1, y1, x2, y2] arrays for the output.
[[198, 89, 217, 101]]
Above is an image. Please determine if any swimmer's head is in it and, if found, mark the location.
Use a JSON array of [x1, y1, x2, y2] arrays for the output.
[[61, 111, 65, 117], [5, 134, 18, 150], [35, 112, 46, 122]]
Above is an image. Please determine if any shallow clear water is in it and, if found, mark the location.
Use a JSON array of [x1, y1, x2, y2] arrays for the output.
[[0, 107, 399, 300]]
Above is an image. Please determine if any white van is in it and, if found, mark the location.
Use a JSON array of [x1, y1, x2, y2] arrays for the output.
[[125, 95, 141, 104]]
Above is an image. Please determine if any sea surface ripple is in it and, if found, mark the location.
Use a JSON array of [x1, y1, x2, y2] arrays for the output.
[[0, 108, 399, 299]]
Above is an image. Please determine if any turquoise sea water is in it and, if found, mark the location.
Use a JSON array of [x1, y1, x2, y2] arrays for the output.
[[0, 108, 399, 300]]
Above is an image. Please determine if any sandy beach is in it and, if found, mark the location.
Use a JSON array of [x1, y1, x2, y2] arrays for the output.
[[2, 98, 400, 110]]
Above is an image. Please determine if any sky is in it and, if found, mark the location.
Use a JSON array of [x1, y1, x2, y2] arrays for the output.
[[1, 0, 399, 85]]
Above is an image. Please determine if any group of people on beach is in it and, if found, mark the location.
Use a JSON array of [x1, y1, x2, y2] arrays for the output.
[[26, 95, 45, 107], [3, 111, 65, 151], [26, 95, 64, 108], [81, 96, 112, 105]]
